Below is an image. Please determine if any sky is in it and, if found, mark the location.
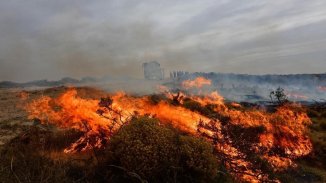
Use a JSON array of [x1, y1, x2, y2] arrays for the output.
[[0, 0, 326, 82]]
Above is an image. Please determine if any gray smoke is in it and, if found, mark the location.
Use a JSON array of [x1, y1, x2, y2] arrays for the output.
[[0, 0, 326, 82]]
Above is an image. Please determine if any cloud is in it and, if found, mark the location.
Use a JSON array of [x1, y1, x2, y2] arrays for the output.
[[0, 0, 325, 82]]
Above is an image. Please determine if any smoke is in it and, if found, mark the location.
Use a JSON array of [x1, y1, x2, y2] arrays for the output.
[[0, 1, 160, 81], [182, 73, 326, 102], [0, 0, 326, 82]]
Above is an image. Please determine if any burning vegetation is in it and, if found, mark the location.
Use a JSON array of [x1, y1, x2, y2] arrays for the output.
[[14, 77, 316, 182]]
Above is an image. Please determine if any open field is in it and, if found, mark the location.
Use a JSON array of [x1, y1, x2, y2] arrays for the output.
[[0, 86, 325, 183]]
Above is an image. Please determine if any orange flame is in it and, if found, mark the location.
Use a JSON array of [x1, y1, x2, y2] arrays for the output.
[[24, 78, 313, 182], [18, 91, 29, 100], [286, 91, 308, 100], [182, 76, 211, 89]]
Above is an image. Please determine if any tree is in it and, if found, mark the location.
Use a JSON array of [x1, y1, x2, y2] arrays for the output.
[[270, 87, 288, 104]]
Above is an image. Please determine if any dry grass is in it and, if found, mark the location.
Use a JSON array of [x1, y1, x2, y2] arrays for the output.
[[0, 86, 132, 182], [0, 126, 96, 183], [0, 86, 325, 183], [0, 86, 108, 146]]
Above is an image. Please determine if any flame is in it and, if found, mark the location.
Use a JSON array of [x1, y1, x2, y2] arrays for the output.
[[230, 102, 242, 108], [25, 89, 212, 152], [226, 104, 312, 159], [18, 91, 29, 100], [182, 76, 211, 89], [286, 91, 308, 100], [24, 78, 313, 182]]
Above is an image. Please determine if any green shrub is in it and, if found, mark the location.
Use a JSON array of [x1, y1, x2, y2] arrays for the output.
[[108, 117, 178, 179], [105, 117, 224, 183], [178, 135, 219, 180]]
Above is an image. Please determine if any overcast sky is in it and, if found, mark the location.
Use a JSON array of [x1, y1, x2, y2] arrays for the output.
[[0, 0, 326, 82]]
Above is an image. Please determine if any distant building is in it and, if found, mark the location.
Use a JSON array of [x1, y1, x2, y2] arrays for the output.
[[170, 71, 189, 79], [142, 61, 164, 80]]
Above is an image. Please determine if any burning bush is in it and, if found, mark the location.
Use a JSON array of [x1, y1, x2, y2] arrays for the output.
[[0, 118, 233, 183], [21, 79, 316, 182]]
